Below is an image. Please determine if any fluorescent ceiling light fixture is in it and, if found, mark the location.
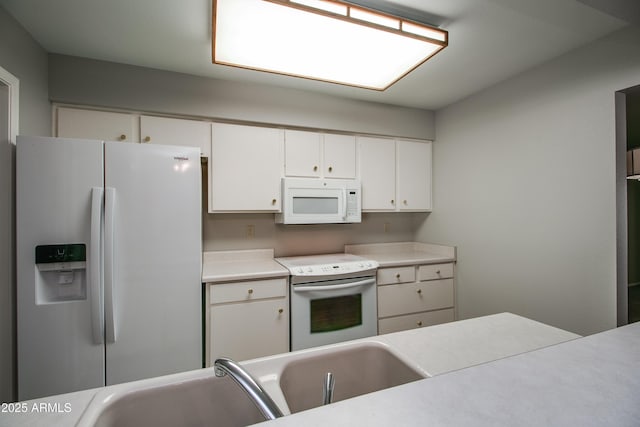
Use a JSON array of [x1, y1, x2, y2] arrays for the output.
[[212, 0, 448, 90]]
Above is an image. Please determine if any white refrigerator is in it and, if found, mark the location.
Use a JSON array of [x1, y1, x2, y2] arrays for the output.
[[16, 136, 202, 400]]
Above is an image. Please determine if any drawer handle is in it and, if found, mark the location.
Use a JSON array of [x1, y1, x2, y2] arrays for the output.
[[416, 289, 422, 294], [278, 308, 284, 314], [313, 165, 318, 172], [436, 270, 441, 275], [395, 273, 401, 279], [144, 136, 151, 143], [247, 289, 254, 295], [328, 166, 333, 173], [417, 321, 423, 327]]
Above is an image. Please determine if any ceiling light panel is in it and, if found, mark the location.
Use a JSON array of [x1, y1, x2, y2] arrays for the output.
[[212, 0, 448, 90]]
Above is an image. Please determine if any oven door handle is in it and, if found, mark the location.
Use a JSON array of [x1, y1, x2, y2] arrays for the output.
[[293, 278, 375, 293]]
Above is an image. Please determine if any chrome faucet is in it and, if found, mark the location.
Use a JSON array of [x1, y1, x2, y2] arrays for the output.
[[213, 357, 284, 421]]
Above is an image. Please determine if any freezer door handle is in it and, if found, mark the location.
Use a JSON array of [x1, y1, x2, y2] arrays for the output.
[[90, 187, 104, 345], [104, 187, 117, 343]]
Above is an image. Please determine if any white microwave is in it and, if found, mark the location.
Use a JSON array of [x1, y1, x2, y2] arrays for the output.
[[276, 178, 362, 224]]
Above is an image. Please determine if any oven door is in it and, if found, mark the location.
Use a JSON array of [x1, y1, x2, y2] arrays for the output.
[[290, 276, 377, 351]]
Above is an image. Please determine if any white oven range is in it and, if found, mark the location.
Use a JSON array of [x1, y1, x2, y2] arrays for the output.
[[275, 253, 379, 351]]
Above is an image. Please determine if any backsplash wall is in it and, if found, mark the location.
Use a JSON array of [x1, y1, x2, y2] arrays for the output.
[[203, 211, 424, 257]]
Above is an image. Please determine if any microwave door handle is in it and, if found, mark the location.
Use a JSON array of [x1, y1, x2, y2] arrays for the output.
[[293, 278, 375, 292], [342, 188, 347, 220]]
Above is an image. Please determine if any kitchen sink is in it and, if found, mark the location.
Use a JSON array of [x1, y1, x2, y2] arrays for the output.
[[279, 342, 428, 413], [78, 371, 267, 427]]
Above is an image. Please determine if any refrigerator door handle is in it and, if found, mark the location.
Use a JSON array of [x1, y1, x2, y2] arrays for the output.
[[104, 187, 117, 343], [90, 187, 104, 345]]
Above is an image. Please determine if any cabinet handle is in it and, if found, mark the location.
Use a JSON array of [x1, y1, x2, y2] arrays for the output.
[[391, 200, 395, 205], [271, 199, 277, 205], [436, 270, 441, 275], [278, 308, 284, 314], [119, 134, 126, 141], [417, 321, 423, 327], [144, 136, 151, 143], [247, 289, 254, 295], [417, 289, 422, 294], [403, 200, 408, 205], [395, 273, 401, 279], [313, 165, 318, 172], [328, 166, 333, 173]]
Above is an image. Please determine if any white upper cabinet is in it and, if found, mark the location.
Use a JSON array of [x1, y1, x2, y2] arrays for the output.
[[56, 107, 138, 142], [358, 136, 396, 211], [210, 122, 284, 212], [323, 133, 356, 179], [285, 130, 356, 179], [397, 139, 432, 211], [358, 136, 432, 212], [284, 130, 321, 177], [140, 115, 211, 158]]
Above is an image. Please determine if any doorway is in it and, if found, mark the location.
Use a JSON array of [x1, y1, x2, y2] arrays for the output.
[[616, 84, 640, 327]]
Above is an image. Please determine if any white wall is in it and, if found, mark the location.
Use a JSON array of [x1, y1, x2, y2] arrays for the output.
[[0, 5, 49, 403], [48, 55, 435, 141], [417, 26, 640, 336]]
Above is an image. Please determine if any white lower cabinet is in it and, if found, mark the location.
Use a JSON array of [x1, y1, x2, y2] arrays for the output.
[[206, 278, 289, 365], [377, 263, 455, 334]]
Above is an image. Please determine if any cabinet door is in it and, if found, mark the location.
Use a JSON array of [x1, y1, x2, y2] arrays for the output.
[[397, 140, 432, 211], [284, 129, 321, 177], [210, 123, 284, 212], [57, 107, 137, 142], [358, 136, 396, 211], [323, 134, 356, 179], [210, 299, 288, 362], [140, 115, 211, 157]]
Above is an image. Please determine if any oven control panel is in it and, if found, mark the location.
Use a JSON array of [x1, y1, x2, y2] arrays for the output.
[[292, 261, 378, 276]]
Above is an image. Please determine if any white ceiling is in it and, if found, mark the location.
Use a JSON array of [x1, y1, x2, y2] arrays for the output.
[[0, 0, 632, 110]]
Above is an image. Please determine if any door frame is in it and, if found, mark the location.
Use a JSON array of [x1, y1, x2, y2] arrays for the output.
[[0, 65, 19, 402]]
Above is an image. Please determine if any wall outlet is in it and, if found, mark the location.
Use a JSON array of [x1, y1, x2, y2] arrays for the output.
[[246, 224, 255, 238]]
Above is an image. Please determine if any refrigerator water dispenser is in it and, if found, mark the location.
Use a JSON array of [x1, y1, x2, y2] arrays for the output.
[[35, 244, 87, 303]]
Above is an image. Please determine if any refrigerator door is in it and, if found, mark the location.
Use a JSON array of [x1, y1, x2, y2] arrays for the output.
[[104, 142, 202, 386], [17, 136, 105, 400]]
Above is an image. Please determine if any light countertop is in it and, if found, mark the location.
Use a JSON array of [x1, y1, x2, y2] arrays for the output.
[[259, 319, 640, 427], [3, 313, 581, 427], [345, 242, 456, 267], [201, 249, 289, 283]]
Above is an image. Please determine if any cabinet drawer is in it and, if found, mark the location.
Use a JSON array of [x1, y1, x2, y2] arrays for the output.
[[210, 278, 287, 304], [418, 263, 454, 281], [377, 266, 415, 285], [378, 309, 455, 335], [377, 279, 454, 318]]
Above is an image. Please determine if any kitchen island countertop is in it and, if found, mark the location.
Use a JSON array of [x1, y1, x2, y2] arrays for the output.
[[260, 318, 640, 427], [3, 313, 582, 427]]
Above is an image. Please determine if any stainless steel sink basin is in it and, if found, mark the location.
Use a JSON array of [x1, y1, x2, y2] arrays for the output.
[[78, 371, 267, 427], [279, 342, 428, 413]]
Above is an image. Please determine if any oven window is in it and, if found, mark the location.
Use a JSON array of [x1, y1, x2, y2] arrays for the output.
[[293, 197, 339, 214], [310, 294, 362, 333]]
